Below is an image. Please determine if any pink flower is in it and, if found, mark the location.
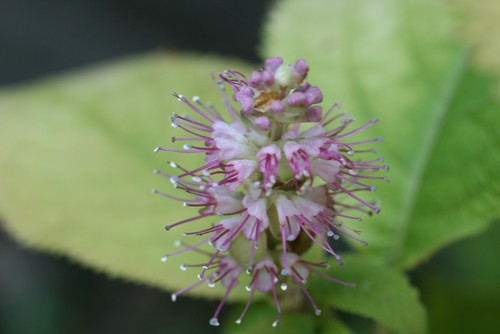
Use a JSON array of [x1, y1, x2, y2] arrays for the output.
[[155, 57, 388, 326]]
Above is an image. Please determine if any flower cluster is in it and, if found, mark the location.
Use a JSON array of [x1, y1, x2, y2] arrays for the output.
[[154, 57, 388, 327]]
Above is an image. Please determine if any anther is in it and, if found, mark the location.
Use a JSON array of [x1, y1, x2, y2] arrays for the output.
[[209, 318, 220, 327], [161, 256, 168, 262]]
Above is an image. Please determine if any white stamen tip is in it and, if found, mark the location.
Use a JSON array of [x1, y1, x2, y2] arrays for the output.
[[202, 170, 210, 176], [235, 319, 241, 325], [370, 186, 377, 191], [245, 285, 252, 292], [192, 176, 202, 182], [174, 240, 182, 247], [272, 320, 279, 327], [169, 161, 177, 168], [280, 283, 288, 291], [327, 231, 334, 237], [151, 188, 158, 194], [183, 144, 192, 150], [377, 137, 384, 142], [161, 256, 168, 262], [153, 146, 160, 153], [180, 264, 187, 271], [193, 96, 201, 103], [246, 267, 253, 275], [170, 176, 179, 184], [209, 318, 220, 327], [176, 94, 184, 101], [315, 309, 322, 316], [171, 294, 177, 302], [333, 234, 340, 240], [280, 269, 289, 276], [207, 281, 216, 288]]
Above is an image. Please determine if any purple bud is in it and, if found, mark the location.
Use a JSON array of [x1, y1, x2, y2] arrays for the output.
[[254, 116, 271, 131], [305, 106, 323, 122], [249, 71, 263, 88], [265, 57, 283, 72], [269, 100, 285, 113], [305, 86, 323, 105], [293, 59, 309, 77], [262, 71, 275, 86], [287, 92, 306, 106]]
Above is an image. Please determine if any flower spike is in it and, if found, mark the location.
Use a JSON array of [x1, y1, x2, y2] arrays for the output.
[[155, 57, 387, 326]]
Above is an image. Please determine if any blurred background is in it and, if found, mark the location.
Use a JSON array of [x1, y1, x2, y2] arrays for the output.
[[1, 0, 499, 333]]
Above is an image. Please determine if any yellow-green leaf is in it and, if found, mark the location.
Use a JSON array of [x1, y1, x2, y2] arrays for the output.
[[262, 0, 500, 269], [312, 255, 426, 334], [0, 52, 252, 298]]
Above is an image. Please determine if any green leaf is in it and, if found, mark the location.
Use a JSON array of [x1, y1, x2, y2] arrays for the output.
[[221, 302, 315, 334], [262, 0, 500, 268], [319, 318, 353, 334], [311, 255, 426, 334], [0, 52, 253, 298]]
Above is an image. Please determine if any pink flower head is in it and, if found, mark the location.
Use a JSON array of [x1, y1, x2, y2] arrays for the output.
[[155, 57, 388, 326]]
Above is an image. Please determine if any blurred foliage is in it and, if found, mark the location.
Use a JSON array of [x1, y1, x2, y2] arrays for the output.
[[1, 0, 499, 333], [263, 0, 500, 270], [0, 53, 252, 299]]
